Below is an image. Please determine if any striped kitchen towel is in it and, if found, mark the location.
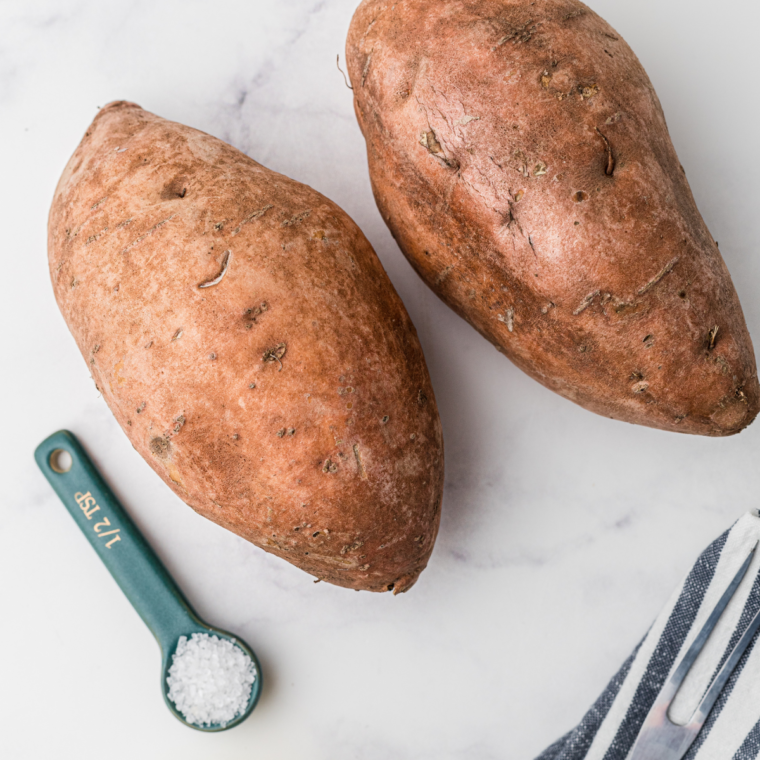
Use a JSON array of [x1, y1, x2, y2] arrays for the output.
[[537, 511, 760, 760]]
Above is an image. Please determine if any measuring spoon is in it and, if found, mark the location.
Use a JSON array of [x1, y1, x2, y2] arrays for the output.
[[34, 429, 263, 731]]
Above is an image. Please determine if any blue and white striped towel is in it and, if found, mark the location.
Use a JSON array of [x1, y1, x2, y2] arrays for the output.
[[537, 511, 760, 760]]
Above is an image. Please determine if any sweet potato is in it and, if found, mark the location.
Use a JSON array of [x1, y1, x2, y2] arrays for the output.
[[346, 0, 759, 435], [48, 102, 444, 593]]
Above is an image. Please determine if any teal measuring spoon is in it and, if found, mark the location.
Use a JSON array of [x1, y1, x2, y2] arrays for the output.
[[34, 430, 263, 731]]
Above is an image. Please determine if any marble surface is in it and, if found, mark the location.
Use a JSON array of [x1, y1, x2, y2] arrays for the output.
[[2, 0, 760, 757]]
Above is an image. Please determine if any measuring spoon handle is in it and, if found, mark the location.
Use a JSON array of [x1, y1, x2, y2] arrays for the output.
[[35, 430, 201, 648]]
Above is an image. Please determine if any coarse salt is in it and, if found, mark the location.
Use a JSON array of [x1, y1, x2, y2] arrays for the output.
[[166, 633, 256, 727]]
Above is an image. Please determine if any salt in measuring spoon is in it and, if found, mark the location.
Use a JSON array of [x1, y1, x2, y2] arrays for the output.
[[34, 429, 263, 731]]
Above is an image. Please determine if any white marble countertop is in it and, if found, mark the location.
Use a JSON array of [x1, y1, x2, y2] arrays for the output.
[[2, 0, 760, 757]]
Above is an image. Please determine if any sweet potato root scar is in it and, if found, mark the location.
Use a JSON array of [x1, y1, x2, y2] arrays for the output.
[[595, 127, 615, 176], [150, 436, 171, 458], [498, 308, 515, 332], [636, 256, 678, 295], [353, 444, 368, 479], [114, 360, 126, 385], [198, 250, 231, 288], [708, 325, 720, 350], [361, 52, 373, 86], [232, 205, 273, 235], [574, 257, 680, 316], [263, 343, 287, 370], [120, 214, 176, 254], [167, 463, 184, 486], [573, 290, 601, 316], [282, 211, 311, 227], [492, 20, 539, 49], [419, 129, 459, 169]]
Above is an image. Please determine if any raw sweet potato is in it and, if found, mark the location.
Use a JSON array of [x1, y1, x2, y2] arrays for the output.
[[48, 102, 444, 593], [346, 0, 759, 435]]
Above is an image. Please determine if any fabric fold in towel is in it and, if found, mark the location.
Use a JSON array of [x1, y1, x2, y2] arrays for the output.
[[537, 511, 760, 760]]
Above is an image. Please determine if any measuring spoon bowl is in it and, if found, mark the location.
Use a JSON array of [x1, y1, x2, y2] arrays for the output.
[[160, 622, 262, 731]]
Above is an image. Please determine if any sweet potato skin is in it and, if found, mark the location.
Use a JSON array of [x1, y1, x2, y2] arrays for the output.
[[347, 0, 759, 435], [48, 102, 444, 593]]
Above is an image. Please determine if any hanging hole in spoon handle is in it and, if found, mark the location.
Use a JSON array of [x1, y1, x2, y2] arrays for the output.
[[49, 448, 73, 473], [34, 430, 263, 731]]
